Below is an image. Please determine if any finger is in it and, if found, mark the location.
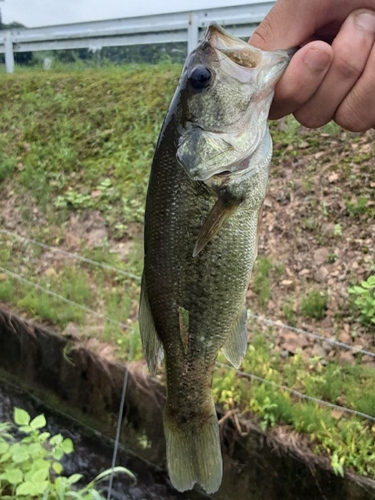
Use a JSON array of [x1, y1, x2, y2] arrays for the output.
[[250, 0, 375, 51], [269, 41, 333, 120], [250, 0, 319, 50], [335, 42, 375, 131], [294, 9, 375, 128]]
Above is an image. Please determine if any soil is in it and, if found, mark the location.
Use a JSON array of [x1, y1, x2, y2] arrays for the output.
[[248, 123, 375, 362]]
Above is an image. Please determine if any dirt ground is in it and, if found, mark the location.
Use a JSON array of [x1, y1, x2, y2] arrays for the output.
[[245, 123, 375, 363]]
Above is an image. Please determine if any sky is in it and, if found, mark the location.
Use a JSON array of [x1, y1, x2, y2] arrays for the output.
[[1, 0, 254, 28]]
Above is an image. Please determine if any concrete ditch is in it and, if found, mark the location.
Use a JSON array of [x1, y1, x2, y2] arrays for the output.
[[0, 307, 374, 500]]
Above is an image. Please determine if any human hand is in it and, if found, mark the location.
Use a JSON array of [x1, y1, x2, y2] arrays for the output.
[[250, 0, 375, 131]]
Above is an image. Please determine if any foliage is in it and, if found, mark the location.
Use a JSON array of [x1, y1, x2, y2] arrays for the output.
[[349, 275, 375, 326], [300, 291, 328, 320], [249, 393, 278, 431], [214, 335, 375, 478], [0, 408, 134, 499], [252, 257, 284, 311], [346, 196, 370, 218], [28, 44, 185, 68], [334, 223, 342, 237], [0, 64, 180, 237], [282, 301, 297, 326]]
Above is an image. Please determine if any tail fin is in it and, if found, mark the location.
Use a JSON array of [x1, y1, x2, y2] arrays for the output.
[[164, 403, 223, 494]]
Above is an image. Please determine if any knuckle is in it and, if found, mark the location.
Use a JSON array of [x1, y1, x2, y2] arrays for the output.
[[334, 53, 363, 80], [293, 109, 331, 129], [251, 16, 275, 48], [335, 95, 371, 132], [250, 29, 268, 48]]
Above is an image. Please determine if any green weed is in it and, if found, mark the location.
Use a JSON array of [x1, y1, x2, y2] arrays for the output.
[[282, 301, 297, 326], [0, 408, 134, 499], [346, 196, 370, 217], [327, 252, 337, 263], [214, 333, 375, 477], [300, 291, 328, 320], [252, 257, 284, 311], [349, 275, 375, 327], [321, 122, 341, 137], [334, 224, 342, 237]]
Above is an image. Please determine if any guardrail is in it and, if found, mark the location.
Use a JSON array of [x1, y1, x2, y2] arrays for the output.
[[0, 2, 275, 73]]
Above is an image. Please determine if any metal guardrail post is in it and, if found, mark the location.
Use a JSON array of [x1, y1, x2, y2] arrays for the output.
[[187, 13, 199, 53], [5, 31, 14, 73]]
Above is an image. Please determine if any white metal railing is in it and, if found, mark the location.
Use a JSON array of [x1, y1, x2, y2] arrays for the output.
[[0, 2, 275, 73]]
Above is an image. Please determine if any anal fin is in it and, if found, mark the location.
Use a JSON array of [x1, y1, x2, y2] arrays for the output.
[[139, 274, 164, 374], [221, 306, 248, 368]]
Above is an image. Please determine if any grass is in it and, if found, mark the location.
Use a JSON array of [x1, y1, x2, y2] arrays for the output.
[[0, 63, 375, 479], [0, 234, 143, 359], [282, 300, 297, 326], [0, 63, 181, 238], [252, 256, 284, 311], [214, 332, 375, 476], [346, 196, 373, 218], [300, 291, 328, 320]]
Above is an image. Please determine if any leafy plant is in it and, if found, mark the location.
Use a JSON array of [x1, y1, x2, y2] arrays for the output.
[[334, 223, 342, 237], [300, 291, 328, 320], [346, 196, 369, 217], [349, 275, 375, 326], [249, 395, 278, 431], [327, 252, 337, 264], [252, 257, 284, 311], [282, 301, 297, 326], [0, 408, 134, 499]]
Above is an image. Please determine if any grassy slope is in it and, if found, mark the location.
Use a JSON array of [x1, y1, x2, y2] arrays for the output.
[[0, 64, 180, 357], [0, 65, 178, 230], [0, 65, 375, 478]]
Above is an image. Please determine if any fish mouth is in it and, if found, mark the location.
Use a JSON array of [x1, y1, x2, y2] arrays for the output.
[[205, 23, 296, 83]]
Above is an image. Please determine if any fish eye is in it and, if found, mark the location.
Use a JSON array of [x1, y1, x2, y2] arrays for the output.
[[188, 65, 212, 91]]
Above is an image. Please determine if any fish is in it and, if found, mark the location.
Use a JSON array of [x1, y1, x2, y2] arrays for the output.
[[139, 23, 293, 494]]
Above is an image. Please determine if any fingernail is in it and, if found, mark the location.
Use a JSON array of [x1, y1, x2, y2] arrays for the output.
[[355, 10, 375, 32], [304, 49, 331, 71]]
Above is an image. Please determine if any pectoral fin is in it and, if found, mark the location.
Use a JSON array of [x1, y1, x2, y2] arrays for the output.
[[139, 274, 164, 375], [221, 306, 248, 368], [193, 197, 240, 257]]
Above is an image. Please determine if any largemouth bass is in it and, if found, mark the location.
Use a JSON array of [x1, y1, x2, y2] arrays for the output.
[[139, 23, 293, 493]]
